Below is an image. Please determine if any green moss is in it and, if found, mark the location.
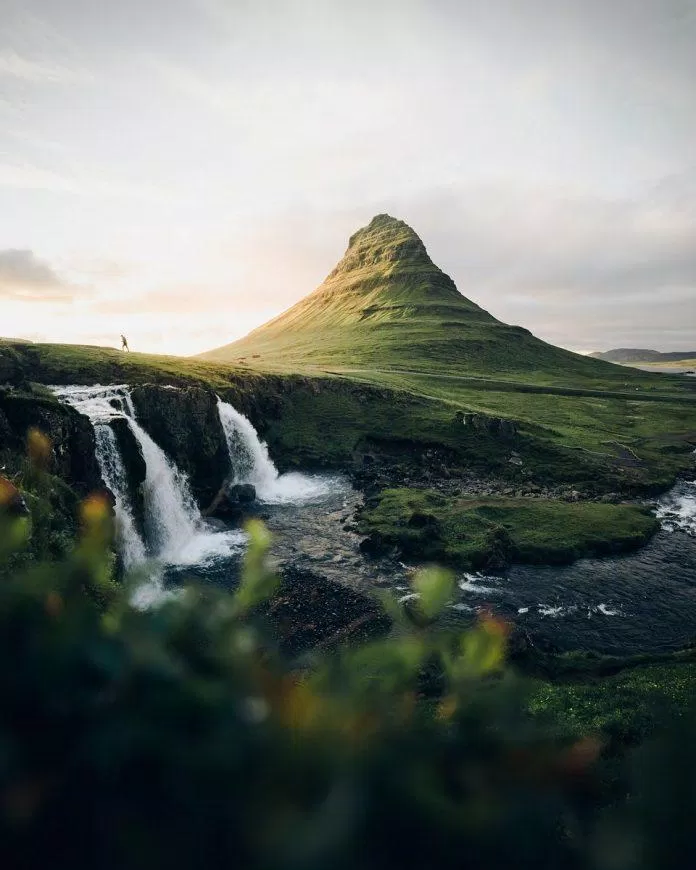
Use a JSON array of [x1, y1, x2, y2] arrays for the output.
[[528, 662, 696, 742], [358, 489, 659, 569]]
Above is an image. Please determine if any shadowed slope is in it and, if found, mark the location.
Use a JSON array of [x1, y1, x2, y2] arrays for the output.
[[200, 214, 632, 383]]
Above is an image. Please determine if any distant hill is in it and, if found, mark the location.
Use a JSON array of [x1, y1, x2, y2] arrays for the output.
[[591, 349, 696, 364], [200, 214, 625, 383]]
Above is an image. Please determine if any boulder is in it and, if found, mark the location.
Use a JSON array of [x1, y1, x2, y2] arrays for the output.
[[359, 531, 391, 558], [204, 482, 256, 522], [228, 483, 256, 504]]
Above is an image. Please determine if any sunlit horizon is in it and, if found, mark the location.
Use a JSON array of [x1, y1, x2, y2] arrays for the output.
[[2, 0, 695, 356]]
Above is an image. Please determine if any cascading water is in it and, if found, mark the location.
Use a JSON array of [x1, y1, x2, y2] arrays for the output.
[[122, 414, 200, 559], [52, 385, 147, 568], [216, 398, 344, 503], [93, 423, 146, 569], [51, 386, 245, 572], [656, 479, 696, 537]]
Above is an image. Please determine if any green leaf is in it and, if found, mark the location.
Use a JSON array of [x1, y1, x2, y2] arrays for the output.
[[233, 520, 278, 614], [412, 567, 455, 619]]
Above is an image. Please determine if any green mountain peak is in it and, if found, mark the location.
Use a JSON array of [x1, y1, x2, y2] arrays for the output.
[[199, 216, 615, 382]]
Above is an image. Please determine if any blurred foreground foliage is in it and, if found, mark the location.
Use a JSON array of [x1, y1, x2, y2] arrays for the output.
[[2, 472, 696, 868]]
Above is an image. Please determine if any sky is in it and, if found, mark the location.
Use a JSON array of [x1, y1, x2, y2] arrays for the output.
[[1, 0, 695, 356]]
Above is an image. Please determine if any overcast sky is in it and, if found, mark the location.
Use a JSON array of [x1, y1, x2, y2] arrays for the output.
[[1, 0, 695, 355]]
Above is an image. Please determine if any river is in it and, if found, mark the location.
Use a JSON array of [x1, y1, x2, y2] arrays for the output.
[[54, 384, 696, 657]]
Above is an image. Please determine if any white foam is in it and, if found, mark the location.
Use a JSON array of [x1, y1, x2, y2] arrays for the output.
[[655, 480, 696, 537], [52, 384, 245, 576], [216, 397, 348, 504], [458, 573, 503, 595], [596, 603, 622, 617]]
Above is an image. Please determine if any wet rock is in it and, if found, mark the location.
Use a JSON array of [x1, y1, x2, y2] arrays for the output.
[[359, 531, 391, 558], [205, 481, 256, 521], [229, 483, 256, 504], [260, 566, 391, 657], [130, 384, 229, 506], [0, 390, 102, 495]]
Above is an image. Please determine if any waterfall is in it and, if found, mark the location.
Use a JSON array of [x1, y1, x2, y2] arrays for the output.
[[216, 399, 280, 493], [52, 385, 148, 567], [216, 397, 340, 503], [122, 415, 200, 560], [51, 385, 244, 571], [93, 423, 146, 569]]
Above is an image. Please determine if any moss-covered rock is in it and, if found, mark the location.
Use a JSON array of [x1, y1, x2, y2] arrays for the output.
[[0, 389, 102, 495], [358, 489, 660, 570]]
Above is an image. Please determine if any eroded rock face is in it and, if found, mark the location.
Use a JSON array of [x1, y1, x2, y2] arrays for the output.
[[130, 384, 229, 505], [0, 390, 103, 495]]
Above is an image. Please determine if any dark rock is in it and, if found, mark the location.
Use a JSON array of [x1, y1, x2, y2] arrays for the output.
[[458, 411, 518, 440], [359, 531, 391, 558], [228, 483, 256, 504], [407, 511, 440, 531], [130, 384, 229, 506], [0, 391, 102, 495], [260, 566, 391, 657], [204, 481, 256, 521]]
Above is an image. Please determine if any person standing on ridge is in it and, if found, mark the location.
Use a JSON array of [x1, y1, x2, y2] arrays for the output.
[[121, 334, 129, 352]]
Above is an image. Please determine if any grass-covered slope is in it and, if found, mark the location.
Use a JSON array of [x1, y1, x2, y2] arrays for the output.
[[195, 214, 696, 491], [199, 215, 675, 389]]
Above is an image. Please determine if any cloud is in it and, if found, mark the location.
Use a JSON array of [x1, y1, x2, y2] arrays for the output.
[[0, 161, 176, 202], [0, 249, 75, 302], [0, 50, 92, 84]]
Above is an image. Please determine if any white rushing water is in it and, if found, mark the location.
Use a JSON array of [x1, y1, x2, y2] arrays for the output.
[[656, 480, 696, 537], [51, 385, 245, 574], [92, 423, 146, 569], [216, 397, 344, 503]]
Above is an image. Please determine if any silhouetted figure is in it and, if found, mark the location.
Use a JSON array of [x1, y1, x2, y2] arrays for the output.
[[121, 334, 129, 352]]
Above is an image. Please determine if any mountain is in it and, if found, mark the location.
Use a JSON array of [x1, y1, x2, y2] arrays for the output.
[[591, 349, 696, 364], [200, 215, 637, 382]]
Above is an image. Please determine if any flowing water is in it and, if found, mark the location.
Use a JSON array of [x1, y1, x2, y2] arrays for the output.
[[216, 398, 342, 503], [51, 386, 246, 603], [92, 423, 146, 570], [52, 385, 696, 654]]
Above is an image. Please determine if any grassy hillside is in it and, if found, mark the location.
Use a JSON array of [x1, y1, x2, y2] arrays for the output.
[[194, 214, 696, 490], [200, 215, 680, 391]]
